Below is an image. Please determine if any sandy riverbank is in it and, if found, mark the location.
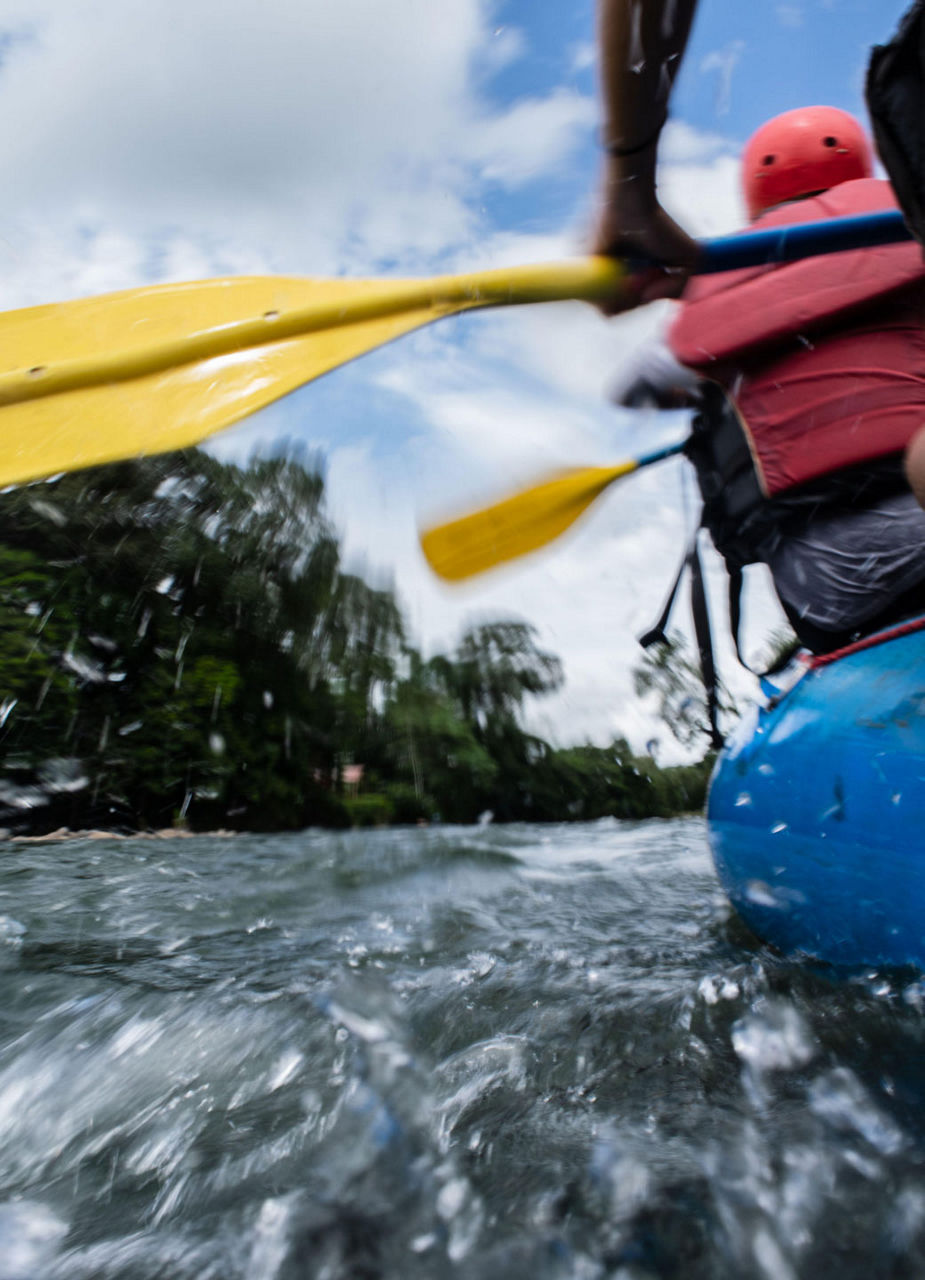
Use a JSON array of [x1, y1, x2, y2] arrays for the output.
[[5, 827, 238, 844]]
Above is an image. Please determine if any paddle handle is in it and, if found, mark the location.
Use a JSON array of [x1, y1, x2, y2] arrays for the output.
[[495, 211, 916, 310]]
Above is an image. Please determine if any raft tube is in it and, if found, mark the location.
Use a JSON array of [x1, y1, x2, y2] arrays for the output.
[[707, 616, 925, 970]]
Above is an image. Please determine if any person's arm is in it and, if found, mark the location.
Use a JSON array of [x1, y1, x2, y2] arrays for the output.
[[593, 0, 701, 308]]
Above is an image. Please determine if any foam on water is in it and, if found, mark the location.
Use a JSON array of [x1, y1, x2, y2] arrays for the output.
[[0, 820, 921, 1277]]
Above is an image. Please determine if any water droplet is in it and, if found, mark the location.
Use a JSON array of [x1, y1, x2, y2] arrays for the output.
[[809, 1066, 904, 1155], [745, 880, 779, 908], [268, 1049, 303, 1091], [732, 1000, 815, 1072], [0, 1201, 67, 1276], [437, 1178, 468, 1221]]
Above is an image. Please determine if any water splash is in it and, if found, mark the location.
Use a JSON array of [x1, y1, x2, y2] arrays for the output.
[[0, 822, 916, 1277]]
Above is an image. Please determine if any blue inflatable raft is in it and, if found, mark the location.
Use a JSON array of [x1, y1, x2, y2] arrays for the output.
[[707, 616, 925, 970]]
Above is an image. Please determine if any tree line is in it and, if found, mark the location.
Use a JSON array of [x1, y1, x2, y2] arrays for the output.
[[0, 450, 712, 833]]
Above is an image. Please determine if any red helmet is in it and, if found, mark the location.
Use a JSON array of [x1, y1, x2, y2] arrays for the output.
[[742, 106, 873, 221]]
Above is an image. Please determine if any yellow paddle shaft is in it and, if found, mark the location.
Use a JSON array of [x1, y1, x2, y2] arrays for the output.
[[0, 257, 624, 408]]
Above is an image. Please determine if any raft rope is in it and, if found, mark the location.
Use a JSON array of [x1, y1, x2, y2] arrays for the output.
[[809, 612, 925, 669]]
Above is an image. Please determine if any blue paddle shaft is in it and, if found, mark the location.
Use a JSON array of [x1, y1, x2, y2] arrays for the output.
[[698, 209, 913, 274], [637, 440, 687, 468]]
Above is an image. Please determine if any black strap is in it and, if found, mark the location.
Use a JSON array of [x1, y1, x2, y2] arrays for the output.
[[638, 532, 695, 650], [688, 535, 725, 751], [728, 565, 801, 677], [727, 565, 752, 672], [638, 524, 725, 750]]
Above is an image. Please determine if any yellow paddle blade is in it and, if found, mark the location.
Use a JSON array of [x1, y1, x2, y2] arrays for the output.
[[0, 257, 625, 488], [420, 460, 638, 582]]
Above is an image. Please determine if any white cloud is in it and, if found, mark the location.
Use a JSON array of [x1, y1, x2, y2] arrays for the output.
[[661, 153, 745, 237], [0, 0, 539, 284], [466, 89, 596, 187], [699, 40, 746, 118], [776, 5, 805, 28], [570, 42, 596, 74], [660, 119, 738, 165], [483, 23, 526, 72]]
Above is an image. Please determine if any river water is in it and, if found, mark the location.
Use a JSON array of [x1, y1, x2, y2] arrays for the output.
[[0, 818, 923, 1279]]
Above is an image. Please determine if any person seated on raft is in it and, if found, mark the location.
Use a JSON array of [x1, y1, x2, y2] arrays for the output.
[[612, 106, 925, 656], [592, 0, 925, 526]]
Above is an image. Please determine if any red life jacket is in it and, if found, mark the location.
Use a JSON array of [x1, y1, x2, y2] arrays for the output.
[[668, 178, 925, 497]]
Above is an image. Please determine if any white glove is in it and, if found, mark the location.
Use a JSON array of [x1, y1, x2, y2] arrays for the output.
[[610, 338, 702, 410]]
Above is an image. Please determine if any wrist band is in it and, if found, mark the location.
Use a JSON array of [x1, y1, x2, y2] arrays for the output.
[[602, 119, 666, 158]]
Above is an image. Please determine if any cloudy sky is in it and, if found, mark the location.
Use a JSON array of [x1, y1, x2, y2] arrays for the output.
[[0, 0, 912, 755]]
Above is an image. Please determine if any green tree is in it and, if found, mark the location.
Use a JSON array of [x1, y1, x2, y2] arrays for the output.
[[0, 450, 719, 833], [0, 451, 358, 830], [384, 649, 497, 822], [452, 621, 563, 730]]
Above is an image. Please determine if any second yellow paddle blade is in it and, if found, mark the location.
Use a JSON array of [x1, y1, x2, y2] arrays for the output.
[[420, 461, 637, 582]]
